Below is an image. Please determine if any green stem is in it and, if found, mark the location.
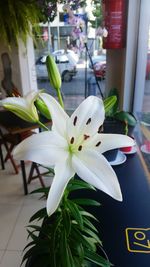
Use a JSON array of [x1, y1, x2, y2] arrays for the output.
[[125, 121, 128, 135], [37, 120, 49, 131], [57, 89, 64, 109]]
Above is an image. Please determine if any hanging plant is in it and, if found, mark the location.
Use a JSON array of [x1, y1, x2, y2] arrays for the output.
[[0, 0, 43, 46]]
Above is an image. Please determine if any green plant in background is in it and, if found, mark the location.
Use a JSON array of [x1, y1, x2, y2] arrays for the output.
[[22, 181, 111, 267], [0, 53, 135, 267], [0, 0, 43, 46], [106, 88, 137, 135]]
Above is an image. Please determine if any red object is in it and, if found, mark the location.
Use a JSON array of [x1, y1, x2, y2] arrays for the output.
[[144, 140, 150, 152], [94, 62, 106, 80], [146, 52, 150, 79], [102, 0, 127, 49], [120, 146, 132, 153]]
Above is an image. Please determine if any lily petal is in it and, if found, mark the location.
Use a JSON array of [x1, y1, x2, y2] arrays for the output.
[[67, 96, 105, 140], [94, 134, 135, 153], [47, 157, 75, 216], [0, 97, 27, 108], [26, 91, 39, 119], [72, 149, 122, 201], [25, 91, 39, 104], [13, 131, 68, 167], [0, 93, 39, 122], [40, 93, 69, 138]]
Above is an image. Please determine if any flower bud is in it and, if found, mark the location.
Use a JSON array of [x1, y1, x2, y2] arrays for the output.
[[35, 98, 51, 120], [46, 55, 61, 91]]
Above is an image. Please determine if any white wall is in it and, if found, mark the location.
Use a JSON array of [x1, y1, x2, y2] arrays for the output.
[[133, 0, 150, 113], [0, 36, 37, 97], [123, 0, 141, 111]]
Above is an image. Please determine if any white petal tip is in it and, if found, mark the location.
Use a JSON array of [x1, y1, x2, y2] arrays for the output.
[[115, 193, 123, 202], [46, 203, 55, 217]]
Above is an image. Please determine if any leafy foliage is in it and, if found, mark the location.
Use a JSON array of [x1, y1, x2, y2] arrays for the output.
[[22, 178, 111, 267], [90, 0, 103, 29], [106, 88, 137, 134], [0, 0, 43, 46]]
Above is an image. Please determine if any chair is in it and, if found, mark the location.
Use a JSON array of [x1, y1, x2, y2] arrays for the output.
[[0, 51, 51, 188], [0, 110, 50, 190], [0, 126, 37, 173]]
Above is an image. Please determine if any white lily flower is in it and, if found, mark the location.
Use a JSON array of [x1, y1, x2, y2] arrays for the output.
[[0, 91, 39, 123], [13, 94, 135, 216]]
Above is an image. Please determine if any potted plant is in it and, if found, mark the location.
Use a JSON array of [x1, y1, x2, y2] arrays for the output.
[[0, 55, 134, 267], [104, 88, 137, 135], [103, 88, 137, 160]]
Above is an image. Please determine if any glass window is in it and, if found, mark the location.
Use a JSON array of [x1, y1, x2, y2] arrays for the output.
[[34, 24, 106, 114]]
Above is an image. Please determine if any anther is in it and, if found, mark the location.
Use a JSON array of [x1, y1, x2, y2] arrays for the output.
[[86, 118, 91, 125], [84, 134, 90, 140], [96, 141, 101, 147], [98, 125, 102, 133], [70, 137, 74, 144], [78, 145, 82, 151], [73, 116, 77, 126]]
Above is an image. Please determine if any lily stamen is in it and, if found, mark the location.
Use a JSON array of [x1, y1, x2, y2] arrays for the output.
[[78, 145, 82, 151], [73, 116, 77, 126], [86, 118, 91, 125], [96, 141, 101, 147], [98, 125, 102, 133], [70, 137, 75, 144], [84, 134, 90, 140]]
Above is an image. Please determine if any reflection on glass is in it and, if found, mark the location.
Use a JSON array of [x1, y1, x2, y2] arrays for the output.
[[134, 26, 150, 176]]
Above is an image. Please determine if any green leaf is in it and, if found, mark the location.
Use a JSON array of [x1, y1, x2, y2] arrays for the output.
[[66, 200, 83, 229], [62, 209, 71, 236], [23, 241, 36, 252], [27, 229, 39, 242], [83, 227, 102, 245], [29, 208, 47, 222], [30, 187, 49, 195], [84, 237, 97, 251], [73, 198, 100, 207], [71, 225, 95, 251], [114, 111, 137, 126], [107, 88, 119, 116], [67, 179, 96, 192], [27, 225, 51, 240], [80, 211, 99, 222], [60, 231, 71, 267], [22, 244, 50, 265], [68, 246, 76, 267], [84, 249, 111, 267], [104, 96, 117, 116], [0, 0, 42, 46], [83, 217, 98, 233]]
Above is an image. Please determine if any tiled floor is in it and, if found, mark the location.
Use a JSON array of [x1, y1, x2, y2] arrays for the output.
[[0, 160, 50, 267]]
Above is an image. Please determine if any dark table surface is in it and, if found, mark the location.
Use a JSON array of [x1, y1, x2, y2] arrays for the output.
[[100, 153, 150, 267], [0, 109, 51, 134], [74, 153, 150, 267]]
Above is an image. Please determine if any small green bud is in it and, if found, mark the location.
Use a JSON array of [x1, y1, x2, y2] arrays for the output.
[[46, 55, 62, 91], [35, 98, 51, 120]]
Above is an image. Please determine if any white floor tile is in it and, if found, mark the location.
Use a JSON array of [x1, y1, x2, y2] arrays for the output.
[[0, 165, 25, 206], [0, 160, 50, 265], [0, 251, 5, 264], [0, 204, 21, 250], [7, 202, 45, 251], [0, 250, 23, 267]]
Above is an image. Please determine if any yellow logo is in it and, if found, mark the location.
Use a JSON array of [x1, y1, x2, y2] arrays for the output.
[[125, 228, 150, 253]]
